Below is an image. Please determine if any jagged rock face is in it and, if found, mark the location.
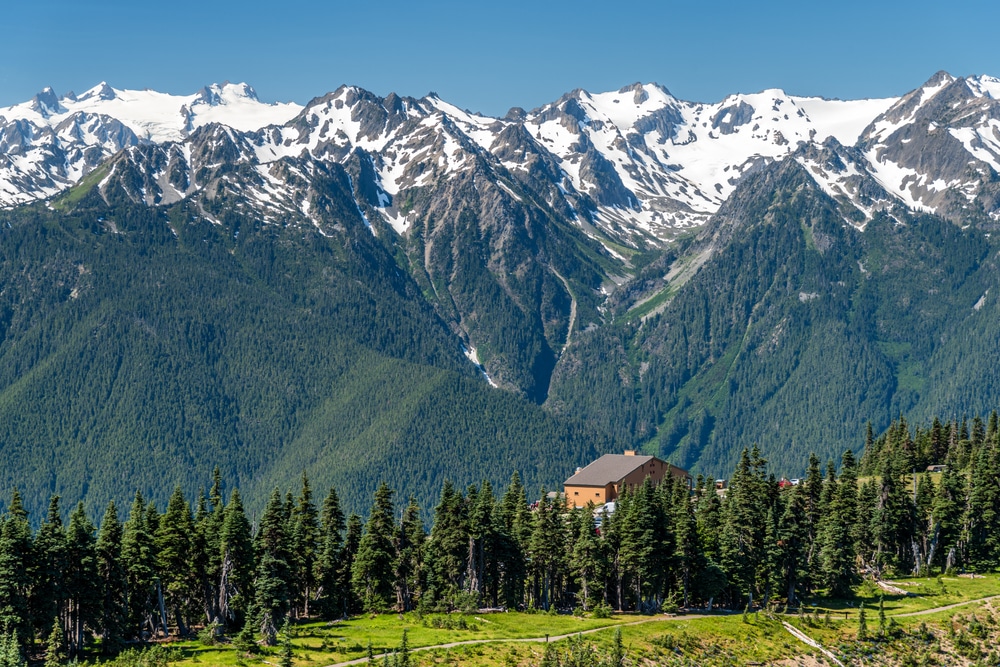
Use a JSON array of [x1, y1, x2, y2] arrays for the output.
[[859, 72, 1000, 225], [5, 73, 1000, 399], [6, 72, 1000, 237], [0, 81, 302, 207]]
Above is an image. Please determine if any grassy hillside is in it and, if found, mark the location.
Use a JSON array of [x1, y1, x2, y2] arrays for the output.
[[129, 575, 1000, 667]]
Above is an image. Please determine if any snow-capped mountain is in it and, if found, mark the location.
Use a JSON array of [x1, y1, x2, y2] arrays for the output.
[[0, 82, 301, 206], [858, 71, 1000, 224], [4, 73, 1000, 241]]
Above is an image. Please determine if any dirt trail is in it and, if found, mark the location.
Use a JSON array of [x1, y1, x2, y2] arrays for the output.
[[320, 597, 1000, 667], [321, 613, 719, 667], [893, 594, 1000, 617]]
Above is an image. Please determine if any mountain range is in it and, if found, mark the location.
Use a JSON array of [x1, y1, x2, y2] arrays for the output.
[[1, 72, 999, 518]]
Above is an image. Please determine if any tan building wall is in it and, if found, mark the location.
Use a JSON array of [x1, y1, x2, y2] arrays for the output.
[[615, 458, 669, 494], [565, 484, 613, 506]]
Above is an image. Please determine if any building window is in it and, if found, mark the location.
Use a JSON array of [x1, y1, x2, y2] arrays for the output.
[[574, 491, 579, 495]]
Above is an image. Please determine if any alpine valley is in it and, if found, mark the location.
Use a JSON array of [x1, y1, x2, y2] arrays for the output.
[[2, 71, 1000, 518]]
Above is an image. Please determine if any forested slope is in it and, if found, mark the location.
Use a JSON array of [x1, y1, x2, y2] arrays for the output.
[[547, 160, 1000, 476], [0, 191, 609, 519]]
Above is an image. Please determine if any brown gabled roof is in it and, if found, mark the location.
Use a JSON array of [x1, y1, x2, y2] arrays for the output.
[[564, 454, 655, 487]]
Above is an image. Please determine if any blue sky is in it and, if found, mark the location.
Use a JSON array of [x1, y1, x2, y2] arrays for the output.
[[3, 0, 999, 115]]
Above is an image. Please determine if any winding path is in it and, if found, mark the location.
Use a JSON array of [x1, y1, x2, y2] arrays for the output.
[[893, 594, 1000, 618], [321, 613, 720, 667], [320, 596, 1000, 667]]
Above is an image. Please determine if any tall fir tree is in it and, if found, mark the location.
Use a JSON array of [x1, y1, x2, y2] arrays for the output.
[[394, 497, 425, 612], [121, 491, 158, 639], [817, 451, 859, 598], [569, 505, 606, 611], [219, 489, 255, 630], [315, 487, 345, 620], [31, 496, 67, 642], [338, 514, 363, 617], [254, 488, 293, 645], [156, 487, 199, 635], [95, 500, 127, 653], [423, 481, 468, 608], [0, 492, 32, 649], [352, 483, 397, 613], [64, 502, 100, 658], [290, 473, 319, 618]]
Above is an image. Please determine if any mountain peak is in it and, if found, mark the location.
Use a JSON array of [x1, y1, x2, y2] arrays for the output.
[[31, 87, 63, 115], [925, 70, 956, 87], [965, 74, 1000, 100], [197, 82, 259, 106], [79, 81, 117, 102]]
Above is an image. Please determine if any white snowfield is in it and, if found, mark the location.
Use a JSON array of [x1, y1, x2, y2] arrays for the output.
[[0, 81, 302, 142], [1, 74, 999, 238]]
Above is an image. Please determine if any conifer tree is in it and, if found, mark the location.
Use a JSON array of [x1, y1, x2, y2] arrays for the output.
[[315, 487, 345, 620], [776, 487, 809, 605], [0, 630, 25, 667], [870, 455, 915, 574], [497, 473, 529, 609], [720, 447, 769, 606], [569, 505, 605, 610], [0, 492, 32, 647], [466, 481, 496, 602], [62, 502, 100, 657], [670, 478, 701, 608], [964, 433, 1000, 569], [219, 489, 255, 629], [930, 466, 965, 570], [32, 496, 67, 640], [337, 515, 363, 617], [528, 490, 565, 611], [803, 454, 824, 535], [290, 473, 319, 617], [394, 497, 425, 612], [423, 481, 468, 607], [761, 504, 781, 605], [121, 491, 158, 639], [43, 618, 65, 667], [156, 486, 198, 635], [618, 479, 669, 612], [198, 479, 225, 626], [254, 488, 293, 645], [278, 618, 294, 667], [818, 451, 859, 597], [352, 483, 397, 613], [96, 500, 127, 652]]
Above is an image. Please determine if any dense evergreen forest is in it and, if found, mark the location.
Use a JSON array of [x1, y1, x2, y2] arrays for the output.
[[549, 161, 1000, 477], [0, 195, 612, 522], [2, 415, 1000, 664], [4, 157, 1000, 528]]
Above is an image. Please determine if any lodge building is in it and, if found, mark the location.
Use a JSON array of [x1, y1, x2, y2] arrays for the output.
[[563, 450, 691, 508]]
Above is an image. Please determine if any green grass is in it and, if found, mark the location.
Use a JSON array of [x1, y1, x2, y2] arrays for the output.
[[794, 573, 1000, 619], [51, 163, 109, 210], [169, 612, 628, 667], [151, 575, 1000, 666], [619, 283, 678, 324]]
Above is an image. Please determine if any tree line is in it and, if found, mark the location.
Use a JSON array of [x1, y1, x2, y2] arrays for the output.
[[2, 414, 1000, 663]]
